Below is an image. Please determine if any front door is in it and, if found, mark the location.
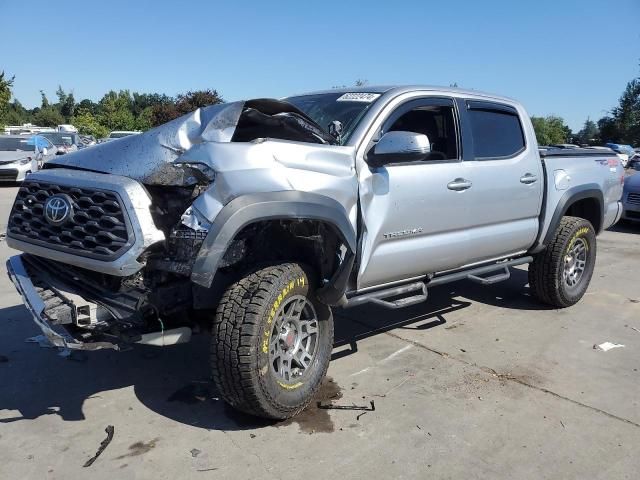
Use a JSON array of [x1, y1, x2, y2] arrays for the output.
[[356, 97, 473, 290]]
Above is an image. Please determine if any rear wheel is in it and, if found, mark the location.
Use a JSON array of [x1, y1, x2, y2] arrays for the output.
[[528, 216, 596, 308], [211, 263, 333, 419]]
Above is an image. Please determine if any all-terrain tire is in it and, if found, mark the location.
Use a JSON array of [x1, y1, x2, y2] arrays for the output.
[[528, 216, 597, 308], [211, 263, 333, 419]]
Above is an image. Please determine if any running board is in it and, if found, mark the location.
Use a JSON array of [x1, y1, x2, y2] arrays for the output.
[[427, 257, 532, 287], [341, 257, 532, 310], [466, 267, 510, 285], [344, 282, 428, 310]]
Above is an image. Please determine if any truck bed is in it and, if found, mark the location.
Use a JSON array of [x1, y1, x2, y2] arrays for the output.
[[536, 148, 624, 244]]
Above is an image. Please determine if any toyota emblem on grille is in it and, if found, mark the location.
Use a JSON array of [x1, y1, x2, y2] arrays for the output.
[[44, 195, 72, 225]]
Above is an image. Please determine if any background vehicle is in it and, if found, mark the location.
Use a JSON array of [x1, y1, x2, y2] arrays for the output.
[[5, 86, 624, 420], [622, 172, 640, 222], [57, 124, 78, 133], [550, 143, 580, 149], [606, 143, 636, 167], [39, 132, 82, 154], [79, 134, 96, 147], [3, 124, 55, 135], [107, 130, 141, 140], [626, 153, 640, 170], [0, 135, 56, 182]]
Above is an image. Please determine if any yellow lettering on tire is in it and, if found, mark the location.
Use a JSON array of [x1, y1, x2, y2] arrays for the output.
[[278, 381, 304, 390], [262, 277, 307, 353], [567, 227, 590, 252]]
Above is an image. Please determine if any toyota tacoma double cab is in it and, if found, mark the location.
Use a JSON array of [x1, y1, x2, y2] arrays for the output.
[[6, 86, 624, 419]]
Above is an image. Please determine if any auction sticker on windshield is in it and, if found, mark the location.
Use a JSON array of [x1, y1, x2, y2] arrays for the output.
[[336, 93, 381, 102]]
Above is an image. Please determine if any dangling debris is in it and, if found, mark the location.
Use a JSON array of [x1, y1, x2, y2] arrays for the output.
[[83, 425, 115, 468]]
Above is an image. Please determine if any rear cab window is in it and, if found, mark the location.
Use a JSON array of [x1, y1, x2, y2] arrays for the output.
[[466, 100, 525, 160]]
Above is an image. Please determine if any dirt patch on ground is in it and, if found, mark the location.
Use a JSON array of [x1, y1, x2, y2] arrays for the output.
[[116, 438, 159, 459], [279, 376, 343, 434], [223, 376, 344, 433]]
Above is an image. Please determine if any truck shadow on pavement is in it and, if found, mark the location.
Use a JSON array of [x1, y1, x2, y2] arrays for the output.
[[0, 267, 547, 431], [607, 221, 640, 234]]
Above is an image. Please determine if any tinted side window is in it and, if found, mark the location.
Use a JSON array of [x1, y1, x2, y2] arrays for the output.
[[468, 108, 525, 159], [387, 105, 458, 160]]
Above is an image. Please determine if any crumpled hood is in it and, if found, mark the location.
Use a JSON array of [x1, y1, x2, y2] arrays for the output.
[[47, 99, 335, 186]]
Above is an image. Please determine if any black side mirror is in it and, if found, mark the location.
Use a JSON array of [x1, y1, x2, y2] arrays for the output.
[[366, 131, 431, 168]]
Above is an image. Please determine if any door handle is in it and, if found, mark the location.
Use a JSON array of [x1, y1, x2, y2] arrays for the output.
[[520, 173, 538, 184], [447, 178, 472, 191]]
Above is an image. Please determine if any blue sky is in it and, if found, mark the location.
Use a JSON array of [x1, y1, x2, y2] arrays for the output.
[[1, 0, 638, 131]]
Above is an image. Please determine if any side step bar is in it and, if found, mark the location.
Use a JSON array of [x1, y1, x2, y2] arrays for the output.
[[344, 282, 428, 310], [428, 257, 532, 287], [342, 256, 532, 310]]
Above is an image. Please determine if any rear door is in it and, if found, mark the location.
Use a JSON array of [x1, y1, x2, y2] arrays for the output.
[[458, 100, 543, 264]]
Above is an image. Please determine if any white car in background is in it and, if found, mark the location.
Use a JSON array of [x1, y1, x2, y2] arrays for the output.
[[57, 124, 78, 133], [0, 135, 57, 182]]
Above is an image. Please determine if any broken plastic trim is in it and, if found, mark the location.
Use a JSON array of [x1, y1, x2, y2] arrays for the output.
[[181, 206, 211, 232]]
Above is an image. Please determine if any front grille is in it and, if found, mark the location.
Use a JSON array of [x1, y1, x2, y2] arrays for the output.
[[0, 169, 18, 181], [7, 180, 133, 260], [627, 192, 640, 205], [625, 210, 640, 219]]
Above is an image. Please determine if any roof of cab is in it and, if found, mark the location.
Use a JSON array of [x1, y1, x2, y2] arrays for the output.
[[292, 85, 518, 104]]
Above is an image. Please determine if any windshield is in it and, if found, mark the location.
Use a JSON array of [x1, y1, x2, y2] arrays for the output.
[[285, 92, 381, 144], [41, 132, 74, 145], [0, 137, 37, 152], [109, 132, 134, 138]]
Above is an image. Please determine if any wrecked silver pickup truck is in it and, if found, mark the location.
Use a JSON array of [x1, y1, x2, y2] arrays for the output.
[[6, 86, 623, 419]]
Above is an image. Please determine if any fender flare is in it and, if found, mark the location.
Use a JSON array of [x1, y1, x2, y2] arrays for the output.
[[190, 191, 356, 303], [530, 183, 604, 253]]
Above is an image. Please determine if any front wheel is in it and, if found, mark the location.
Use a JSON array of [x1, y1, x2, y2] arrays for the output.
[[211, 263, 333, 419], [528, 216, 597, 308]]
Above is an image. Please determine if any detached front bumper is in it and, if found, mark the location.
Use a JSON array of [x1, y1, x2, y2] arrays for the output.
[[6, 255, 119, 351]]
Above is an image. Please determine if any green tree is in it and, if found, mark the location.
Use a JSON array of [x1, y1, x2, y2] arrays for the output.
[[98, 90, 136, 130], [150, 89, 223, 127], [576, 118, 599, 145], [175, 89, 223, 113], [597, 116, 619, 143], [151, 102, 180, 127], [72, 109, 109, 138], [55, 85, 67, 106], [595, 75, 640, 145], [0, 71, 15, 126], [4, 99, 32, 125], [34, 106, 65, 127], [77, 98, 98, 115], [530, 116, 571, 145], [61, 92, 75, 120], [135, 106, 154, 131], [132, 92, 173, 116], [39, 90, 49, 108], [611, 78, 640, 144]]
